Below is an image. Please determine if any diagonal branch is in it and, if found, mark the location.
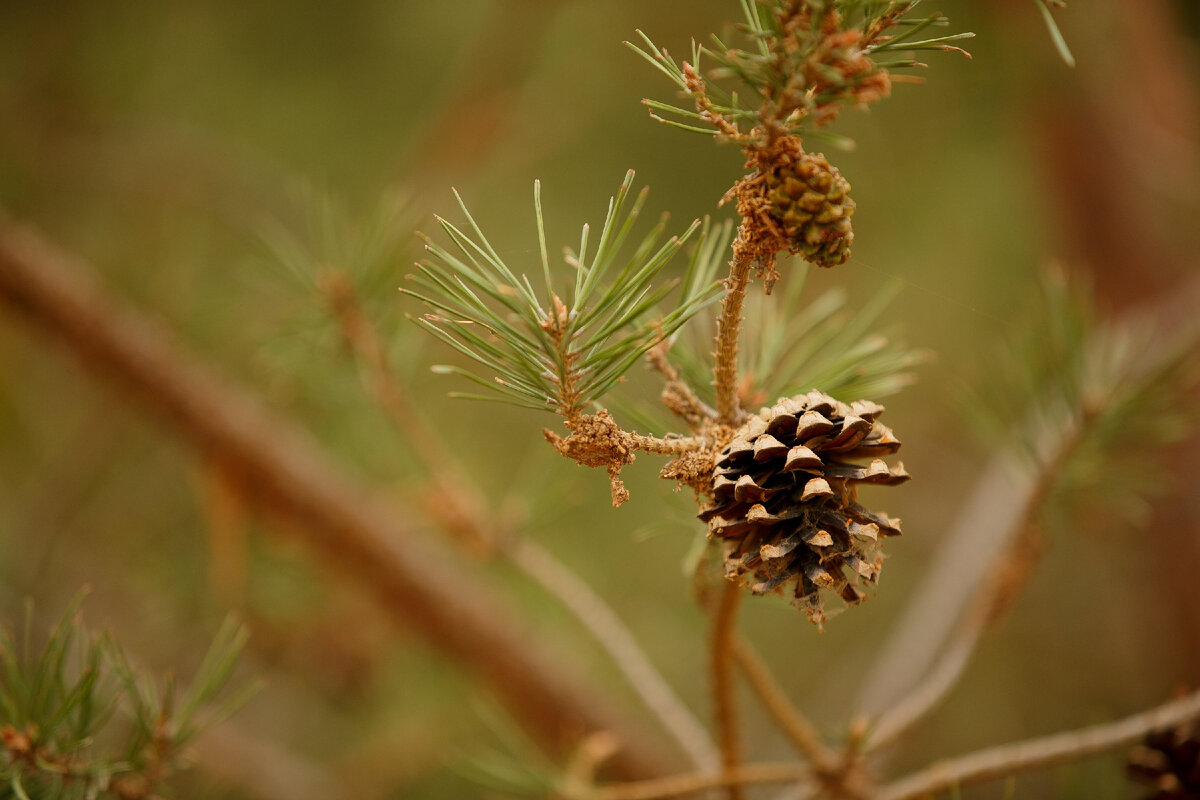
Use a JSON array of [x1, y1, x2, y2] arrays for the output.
[[324, 272, 718, 770], [0, 220, 672, 780], [877, 688, 1200, 800], [593, 762, 814, 800], [864, 413, 1084, 752], [507, 538, 721, 772], [730, 635, 835, 770]]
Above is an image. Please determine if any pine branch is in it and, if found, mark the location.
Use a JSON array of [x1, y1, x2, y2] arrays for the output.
[[877, 689, 1200, 800], [631, 1, 970, 142], [0, 595, 251, 800], [405, 172, 723, 417]]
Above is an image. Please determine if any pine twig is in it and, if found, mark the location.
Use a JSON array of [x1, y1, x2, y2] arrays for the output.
[[647, 343, 717, 431], [0, 220, 671, 780], [713, 225, 756, 425], [877, 688, 1200, 800], [729, 635, 835, 770], [710, 580, 746, 800], [592, 763, 814, 800]]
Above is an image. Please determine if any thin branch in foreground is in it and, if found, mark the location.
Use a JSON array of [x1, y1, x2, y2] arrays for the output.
[[593, 762, 813, 800], [323, 272, 718, 771], [508, 538, 720, 772], [864, 413, 1082, 752], [877, 688, 1200, 800], [730, 635, 835, 770], [855, 453, 1037, 717]]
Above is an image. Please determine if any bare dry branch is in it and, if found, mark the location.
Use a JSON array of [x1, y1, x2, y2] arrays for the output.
[[877, 688, 1200, 800], [592, 762, 813, 800], [730, 635, 835, 769], [508, 538, 720, 772], [865, 417, 1080, 752], [0, 221, 672, 780], [855, 452, 1038, 717]]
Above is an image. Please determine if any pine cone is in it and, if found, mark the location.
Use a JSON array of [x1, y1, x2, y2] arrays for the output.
[[699, 391, 907, 626], [766, 152, 855, 268], [1128, 720, 1200, 799]]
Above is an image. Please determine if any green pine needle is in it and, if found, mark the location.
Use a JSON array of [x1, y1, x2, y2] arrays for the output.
[[632, 1, 971, 142], [960, 268, 1200, 523], [0, 598, 254, 799], [405, 173, 724, 415], [1035, 0, 1076, 68]]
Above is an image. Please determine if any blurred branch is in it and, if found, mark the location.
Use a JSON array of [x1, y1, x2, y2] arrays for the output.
[[864, 415, 1082, 752], [877, 688, 1200, 800], [729, 635, 834, 770], [323, 269, 718, 771], [710, 580, 745, 800], [591, 762, 813, 800], [855, 452, 1034, 717], [0, 220, 672, 780], [860, 271, 1200, 723], [508, 538, 721, 772], [191, 720, 343, 800]]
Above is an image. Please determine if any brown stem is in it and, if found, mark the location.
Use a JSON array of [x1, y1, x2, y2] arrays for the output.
[[713, 225, 756, 425], [592, 763, 813, 800], [877, 688, 1200, 800], [730, 635, 836, 770], [625, 432, 709, 456], [647, 345, 717, 431], [0, 221, 671, 780], [710, 580, 745, 800]]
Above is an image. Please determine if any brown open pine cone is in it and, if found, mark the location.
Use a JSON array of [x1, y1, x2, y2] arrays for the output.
[[700, 391, 908, 627]]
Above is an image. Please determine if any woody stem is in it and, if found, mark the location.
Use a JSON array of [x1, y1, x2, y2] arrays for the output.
[[711, 579, 745, 800], [713, 224, 755, 425]]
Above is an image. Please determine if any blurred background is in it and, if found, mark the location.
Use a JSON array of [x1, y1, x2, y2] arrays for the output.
[[1, 1, 1198, 797]]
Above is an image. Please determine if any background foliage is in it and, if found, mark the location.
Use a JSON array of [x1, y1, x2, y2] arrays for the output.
[[2, 1, 1199, 797]]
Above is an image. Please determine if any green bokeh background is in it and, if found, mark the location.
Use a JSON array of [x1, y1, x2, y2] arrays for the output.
[[2, 2, 1198, 797]]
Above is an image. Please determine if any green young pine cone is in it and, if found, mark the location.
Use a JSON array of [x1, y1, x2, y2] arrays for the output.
[[699, 391, 907, 627], [766, 152, 855, 268]]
